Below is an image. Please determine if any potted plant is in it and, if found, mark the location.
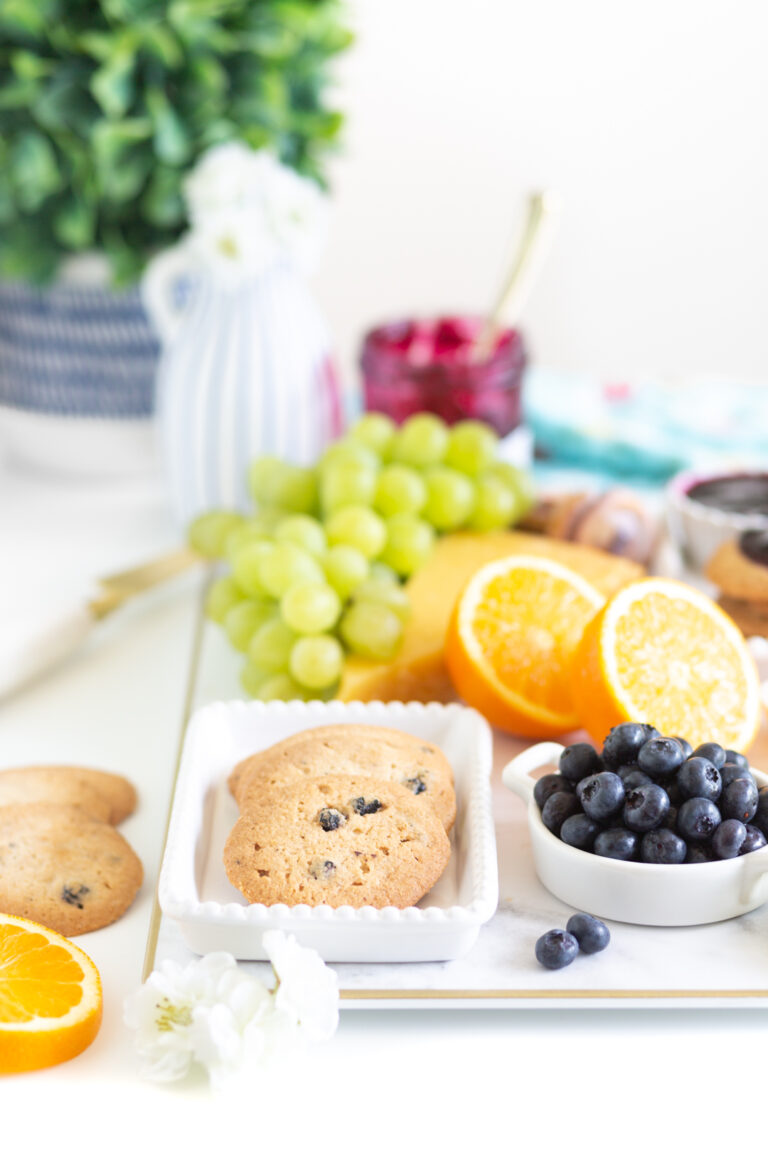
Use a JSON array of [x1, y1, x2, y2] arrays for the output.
[[0, 0, 351, 472]]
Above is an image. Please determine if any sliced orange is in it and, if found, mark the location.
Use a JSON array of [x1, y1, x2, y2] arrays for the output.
[[0, 913, 102, 1074], [571, 577, 762, 752], [445, 554, 605, 737]]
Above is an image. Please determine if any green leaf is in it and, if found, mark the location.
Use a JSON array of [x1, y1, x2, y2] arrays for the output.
[[11, 51, 54, 81], [53, 198, 95, 249], [145, 87, 191, 165], [141, 165, 184, 227], [136, 23, 183, 70], [11, 131, 63, 211], [90, 43, 136, 119], [0, 0, 50, 38]]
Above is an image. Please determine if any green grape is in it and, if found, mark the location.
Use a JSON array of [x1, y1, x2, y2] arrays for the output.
[[339, 601, 404, 661], [322, 545, 370, 599], [467, 476, 520, 531], [240, 661, 272, 698], [224, 599, 277, 652], [320, 461, 378, 514], [248, 457, 318, 514], [280, 581, 342, 634], [325, 505, 387, 559], [380, 514, 435, 577], [248, 618, 298, 672], [391, 413, 448, 468], [188, 510, 245, 559], [373, 464, 427, 517], [368, 561, 400, 586], [257, 542, 324, 598], [348, 412, 397, 458], [423, 467, 475, 531], [350, 579, 411, 623], [204, 576, 245, 624], [444, 419, 499, 476], [319, 440, 381, 473], [486, 461, 536, 518], [274, 514, 327, 557], [289, 634, 344, 690], [231, 540, 275, 596], [225, 521, 273, 565], [255, 672, 308, 702]]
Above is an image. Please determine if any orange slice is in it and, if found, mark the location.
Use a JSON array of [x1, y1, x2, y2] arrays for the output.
[[445, 554, 605, 737], [0, 913, 102, 1074], [571, 577, 762, 752]]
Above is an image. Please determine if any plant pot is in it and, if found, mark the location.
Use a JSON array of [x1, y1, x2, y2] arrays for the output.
[[0, 262, 161, 476]]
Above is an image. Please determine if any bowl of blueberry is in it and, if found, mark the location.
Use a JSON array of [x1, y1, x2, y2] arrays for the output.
[[502, 722, 768, 926]]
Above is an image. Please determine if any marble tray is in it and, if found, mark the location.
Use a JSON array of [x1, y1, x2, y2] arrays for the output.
[[145, 600, 768, 1010]]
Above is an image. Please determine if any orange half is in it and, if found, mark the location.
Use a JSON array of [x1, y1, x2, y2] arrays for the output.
[[445, 554, 605, 737], [571, 577, 762, 752], [0, 913, 103, 1075]]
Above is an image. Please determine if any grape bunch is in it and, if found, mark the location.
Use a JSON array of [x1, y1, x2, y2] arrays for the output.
[[188, 412, 535, 702]]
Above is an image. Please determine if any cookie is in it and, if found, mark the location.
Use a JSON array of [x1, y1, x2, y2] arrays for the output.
[[717, 596, 768, 638], [0, 803, 143, 935], [706, 531, 768, 603], [0, 765, 137, 825], [223, 774, 451, 909], [230, 724, 456, 831]]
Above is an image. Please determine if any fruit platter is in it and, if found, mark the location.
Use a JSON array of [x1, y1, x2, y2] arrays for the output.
[[146, 412, 768, 1010]]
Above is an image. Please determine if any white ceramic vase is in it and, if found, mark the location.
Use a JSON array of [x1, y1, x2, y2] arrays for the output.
[[143, 251, 342, 523]]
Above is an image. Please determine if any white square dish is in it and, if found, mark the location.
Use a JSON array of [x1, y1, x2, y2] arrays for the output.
[[158, 699, 498, 962]]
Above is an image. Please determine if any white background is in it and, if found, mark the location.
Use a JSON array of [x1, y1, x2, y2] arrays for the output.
[[315, 0, 768, 393]]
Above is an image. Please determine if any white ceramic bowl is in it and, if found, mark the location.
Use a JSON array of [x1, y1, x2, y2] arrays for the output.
[[665, 468, 768, 572], [502, 741, 768, 926]]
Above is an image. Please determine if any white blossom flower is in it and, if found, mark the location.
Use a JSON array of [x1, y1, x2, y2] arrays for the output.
[[124, 934, 339, 1090]]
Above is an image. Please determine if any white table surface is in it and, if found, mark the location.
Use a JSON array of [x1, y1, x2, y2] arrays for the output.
[[1, 446, 765, 1141]]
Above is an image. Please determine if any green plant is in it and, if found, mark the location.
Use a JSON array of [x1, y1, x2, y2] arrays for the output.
[[0, 0, 352, 284]]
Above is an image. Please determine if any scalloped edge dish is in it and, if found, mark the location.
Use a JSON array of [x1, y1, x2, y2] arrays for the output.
[[158, 699, 499, 962]]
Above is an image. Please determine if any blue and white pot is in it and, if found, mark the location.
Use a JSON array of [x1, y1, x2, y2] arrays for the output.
[[0, 258, 161, 475]]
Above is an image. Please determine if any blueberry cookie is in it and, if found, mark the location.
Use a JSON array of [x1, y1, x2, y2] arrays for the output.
[[0, 803, 143, 935], [705, 530, 768, 636], [0, 765, 137, 824], [229, 724, 456, 832], [223, 773, 451, 908]]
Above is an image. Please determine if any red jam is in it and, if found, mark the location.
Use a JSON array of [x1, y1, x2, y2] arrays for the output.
[[360, 316, 526, 435]]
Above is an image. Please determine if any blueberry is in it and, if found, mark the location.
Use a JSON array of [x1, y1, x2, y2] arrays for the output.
[[617, 767, 653, 791], [403, 775, 427, 795], [720, 761, 755, 790], [661, 804, 679, 830], [559, 742, 603, 783], [692, 742, 727, 768], [711, 819, 748, 859], [594, 827, 638, 860], [638, 736, 685, 778], [534, 773, 574, 811], [740, 825, 768, 854], [351, 796, 383, 815], [664, 779, 682, 807], [640, 828, 687, 864], [685, 843, 714, 864], [535, 929, 579, 970], [752, 787, 768, 837], [541, 790, 581, 834], [720, 777, 759, 823], [560, 812, 600, 850], [601, 722, 660, 769], [724, 750, 749, 771], [577, 772, 626, 821], [318, 807, 345, 831], [672, 736, 693, 759], [566, 913, 610, 954], [623, 783, 670, 832], [677, 757, 722, 802], [677, 797, 722, 842]]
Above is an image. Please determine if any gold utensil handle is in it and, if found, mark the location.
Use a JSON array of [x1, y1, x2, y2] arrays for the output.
[[89, 546, 203, 618]]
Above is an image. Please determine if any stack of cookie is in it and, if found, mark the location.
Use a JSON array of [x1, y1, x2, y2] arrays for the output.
[[224, 725, 455, 909], [0, 765, 143, 936], [706, 529, 768, 637]]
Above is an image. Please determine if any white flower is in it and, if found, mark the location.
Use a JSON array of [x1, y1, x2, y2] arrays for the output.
[[180, 141, 327, 279], [124, 935, 338, 1090]]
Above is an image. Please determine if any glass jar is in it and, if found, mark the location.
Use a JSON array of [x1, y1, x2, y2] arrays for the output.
[[360, 315, 526, 435]]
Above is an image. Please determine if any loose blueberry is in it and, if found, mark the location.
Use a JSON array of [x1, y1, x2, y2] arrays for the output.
[[566, 913, 610, 954], [752, 787, 768, 837], [720, 761, 756, 790], [661, 804, 679, 830], [672, 736, 693, 759], [711, 819, 747, 859], [560, 812, 600, 850], [541, 790, 581, 834], [693, 742, 727, 768], [677, 797, 722, 842], [720, 777, 759, 823], [640, 828, 687, 864], [740, 825, 768, 854], [534, 773, 574, 811], [594, 827, 638, 860], [685, 843, 714, 863], [677, 756, 722, 802], [617, 767, 653, 791], [724, 750, 749, 771], [638, 736, 685, 778], [559, 742, 603, 783], [535, 929, 579, 970], [623, 782, 670, 832], [577, 772, 626, 821], [602, 722, 660, 769]]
